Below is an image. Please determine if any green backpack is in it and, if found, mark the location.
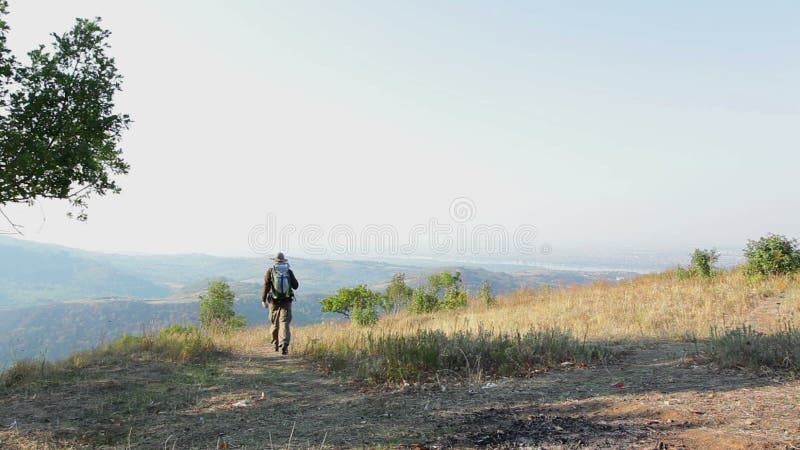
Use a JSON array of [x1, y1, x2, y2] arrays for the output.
[[271, 262, 293, 301]]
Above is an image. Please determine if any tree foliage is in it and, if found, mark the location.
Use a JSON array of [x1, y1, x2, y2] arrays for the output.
[[199, 281, 245, 332], [0, 2, 130, 221], [383, 273, 413, 313], [744, 234, 800, 277], [409, 271, 468, 313], [478, 280, 497, 306], [321, 284, 382, 326], [690, 248, 719, 278]]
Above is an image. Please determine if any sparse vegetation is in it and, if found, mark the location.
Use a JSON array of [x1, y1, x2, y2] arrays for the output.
[[744, 233, 800, 277], [711, 324, 800, 372], [1, 325, 219, 390], [302, 327, 609, 383], [199, 280, 245, 332], [478, 280, 497, 306], [365, 269, 796, 342]]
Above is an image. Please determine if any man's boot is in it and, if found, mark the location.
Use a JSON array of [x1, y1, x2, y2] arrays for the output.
[[281, 344, 288, 355], [273, 342, 279, 352]]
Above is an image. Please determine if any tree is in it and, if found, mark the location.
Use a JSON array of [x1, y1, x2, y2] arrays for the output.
[[478, 280, 497, 306], [0, 2, 130, 223], [744, 234, 800, 277], [199, 281, 245, 332], [321, 285, 382, 326], [383, 273, 413, 314], [408, 287, 438, 313], [689, 248, 719, 278], [408, 271, 469, 313]]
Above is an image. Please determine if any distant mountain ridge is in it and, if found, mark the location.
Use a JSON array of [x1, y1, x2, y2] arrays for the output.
[[0, 236, 637, 367]]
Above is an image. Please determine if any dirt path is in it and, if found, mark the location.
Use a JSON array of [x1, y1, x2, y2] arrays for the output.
[[1, 341, 799, 449]]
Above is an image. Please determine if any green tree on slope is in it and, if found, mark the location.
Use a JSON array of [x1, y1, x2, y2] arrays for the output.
[[199, 281, 245, 332]]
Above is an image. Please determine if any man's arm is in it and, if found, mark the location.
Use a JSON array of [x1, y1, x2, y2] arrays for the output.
[[289, 269, 299, 290]]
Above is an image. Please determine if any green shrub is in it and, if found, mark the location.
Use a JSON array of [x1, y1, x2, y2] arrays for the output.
[[478, 280, 497, 306], [440, 286, 468, 310], [321, 285, 382, 326], [351, 304, 379, 326], [711, 324, 800, 371], [408, 288, 438, 313], [743, 234, 800, 277], [383, 273, 413, 314], [676, 248, 719, 279], [690, 248, 718, 277], [408, 271, 469, 313], [199, 281, 246, 332]]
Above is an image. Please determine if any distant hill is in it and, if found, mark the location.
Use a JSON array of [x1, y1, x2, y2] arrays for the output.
[[0, 236, 637, 367], [0, 237, 420, 307], [0, 237, 171, 306]]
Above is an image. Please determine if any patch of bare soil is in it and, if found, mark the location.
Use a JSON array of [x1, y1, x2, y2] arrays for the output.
[[1, 339, 799, 449]]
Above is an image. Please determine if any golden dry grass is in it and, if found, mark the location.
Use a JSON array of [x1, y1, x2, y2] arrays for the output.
[[224, 269, 800, 358]]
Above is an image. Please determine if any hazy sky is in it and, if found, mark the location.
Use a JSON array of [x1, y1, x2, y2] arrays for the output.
[[3, 1, 799, 260]]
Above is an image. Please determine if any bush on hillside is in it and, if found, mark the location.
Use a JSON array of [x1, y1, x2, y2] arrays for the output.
[[382, 273, 413, 314], [408, 271, 469, 313], [199, 281, 245, 332], [478, 280, 497, 306], [321, 285, 382, 326], [408, 288, 438, 313], [677, 248, 719, 279], [743, 234, 800, 277]]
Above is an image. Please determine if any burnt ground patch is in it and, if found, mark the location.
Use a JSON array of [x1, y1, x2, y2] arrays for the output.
[[430, 407, 665, 449]]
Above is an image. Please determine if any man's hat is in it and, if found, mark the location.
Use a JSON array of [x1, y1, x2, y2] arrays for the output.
[[274, 251, 287, 262]]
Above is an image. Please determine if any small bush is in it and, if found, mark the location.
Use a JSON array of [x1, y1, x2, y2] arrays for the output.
[[439, 286, 468, 310], [478, 281, 497, 306], [676, 248, 719, 279], [710, 324, 800, 371], [690, 248, 718, 277], [301, 328, 610, 383], [321, 285, 382, 326], [408, 288, 438, 313], [408, 271, 469, 313], [199, 281, 246, 333], [351, 305, 379, 326], [743, 234, 800, 277], [383, 273, 413, 314]]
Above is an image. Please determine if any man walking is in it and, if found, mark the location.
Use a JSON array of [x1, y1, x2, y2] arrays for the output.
[[261, 252, 299, 355]]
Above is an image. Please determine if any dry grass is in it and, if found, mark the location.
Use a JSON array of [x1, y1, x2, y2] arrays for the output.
[[216, 269, 800, 380], [1, 325, 219, 390], [304, 269, 795, 344]]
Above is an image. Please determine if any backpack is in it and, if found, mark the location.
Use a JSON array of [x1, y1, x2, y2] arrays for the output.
[[270, 262, 293, 301]]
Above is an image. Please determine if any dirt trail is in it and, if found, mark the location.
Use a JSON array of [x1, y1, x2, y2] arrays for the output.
[[1, 341, 799, 449]]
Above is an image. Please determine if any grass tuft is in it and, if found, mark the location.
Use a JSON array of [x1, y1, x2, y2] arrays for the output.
[[301, 327, 610, 383], [711, 324, 800, 371]]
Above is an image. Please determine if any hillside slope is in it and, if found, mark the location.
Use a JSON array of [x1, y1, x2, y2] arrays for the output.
[[1, 270, 799, 448]]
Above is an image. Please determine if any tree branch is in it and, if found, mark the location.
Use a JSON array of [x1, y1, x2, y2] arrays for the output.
[[0, 206, 23, 235]]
